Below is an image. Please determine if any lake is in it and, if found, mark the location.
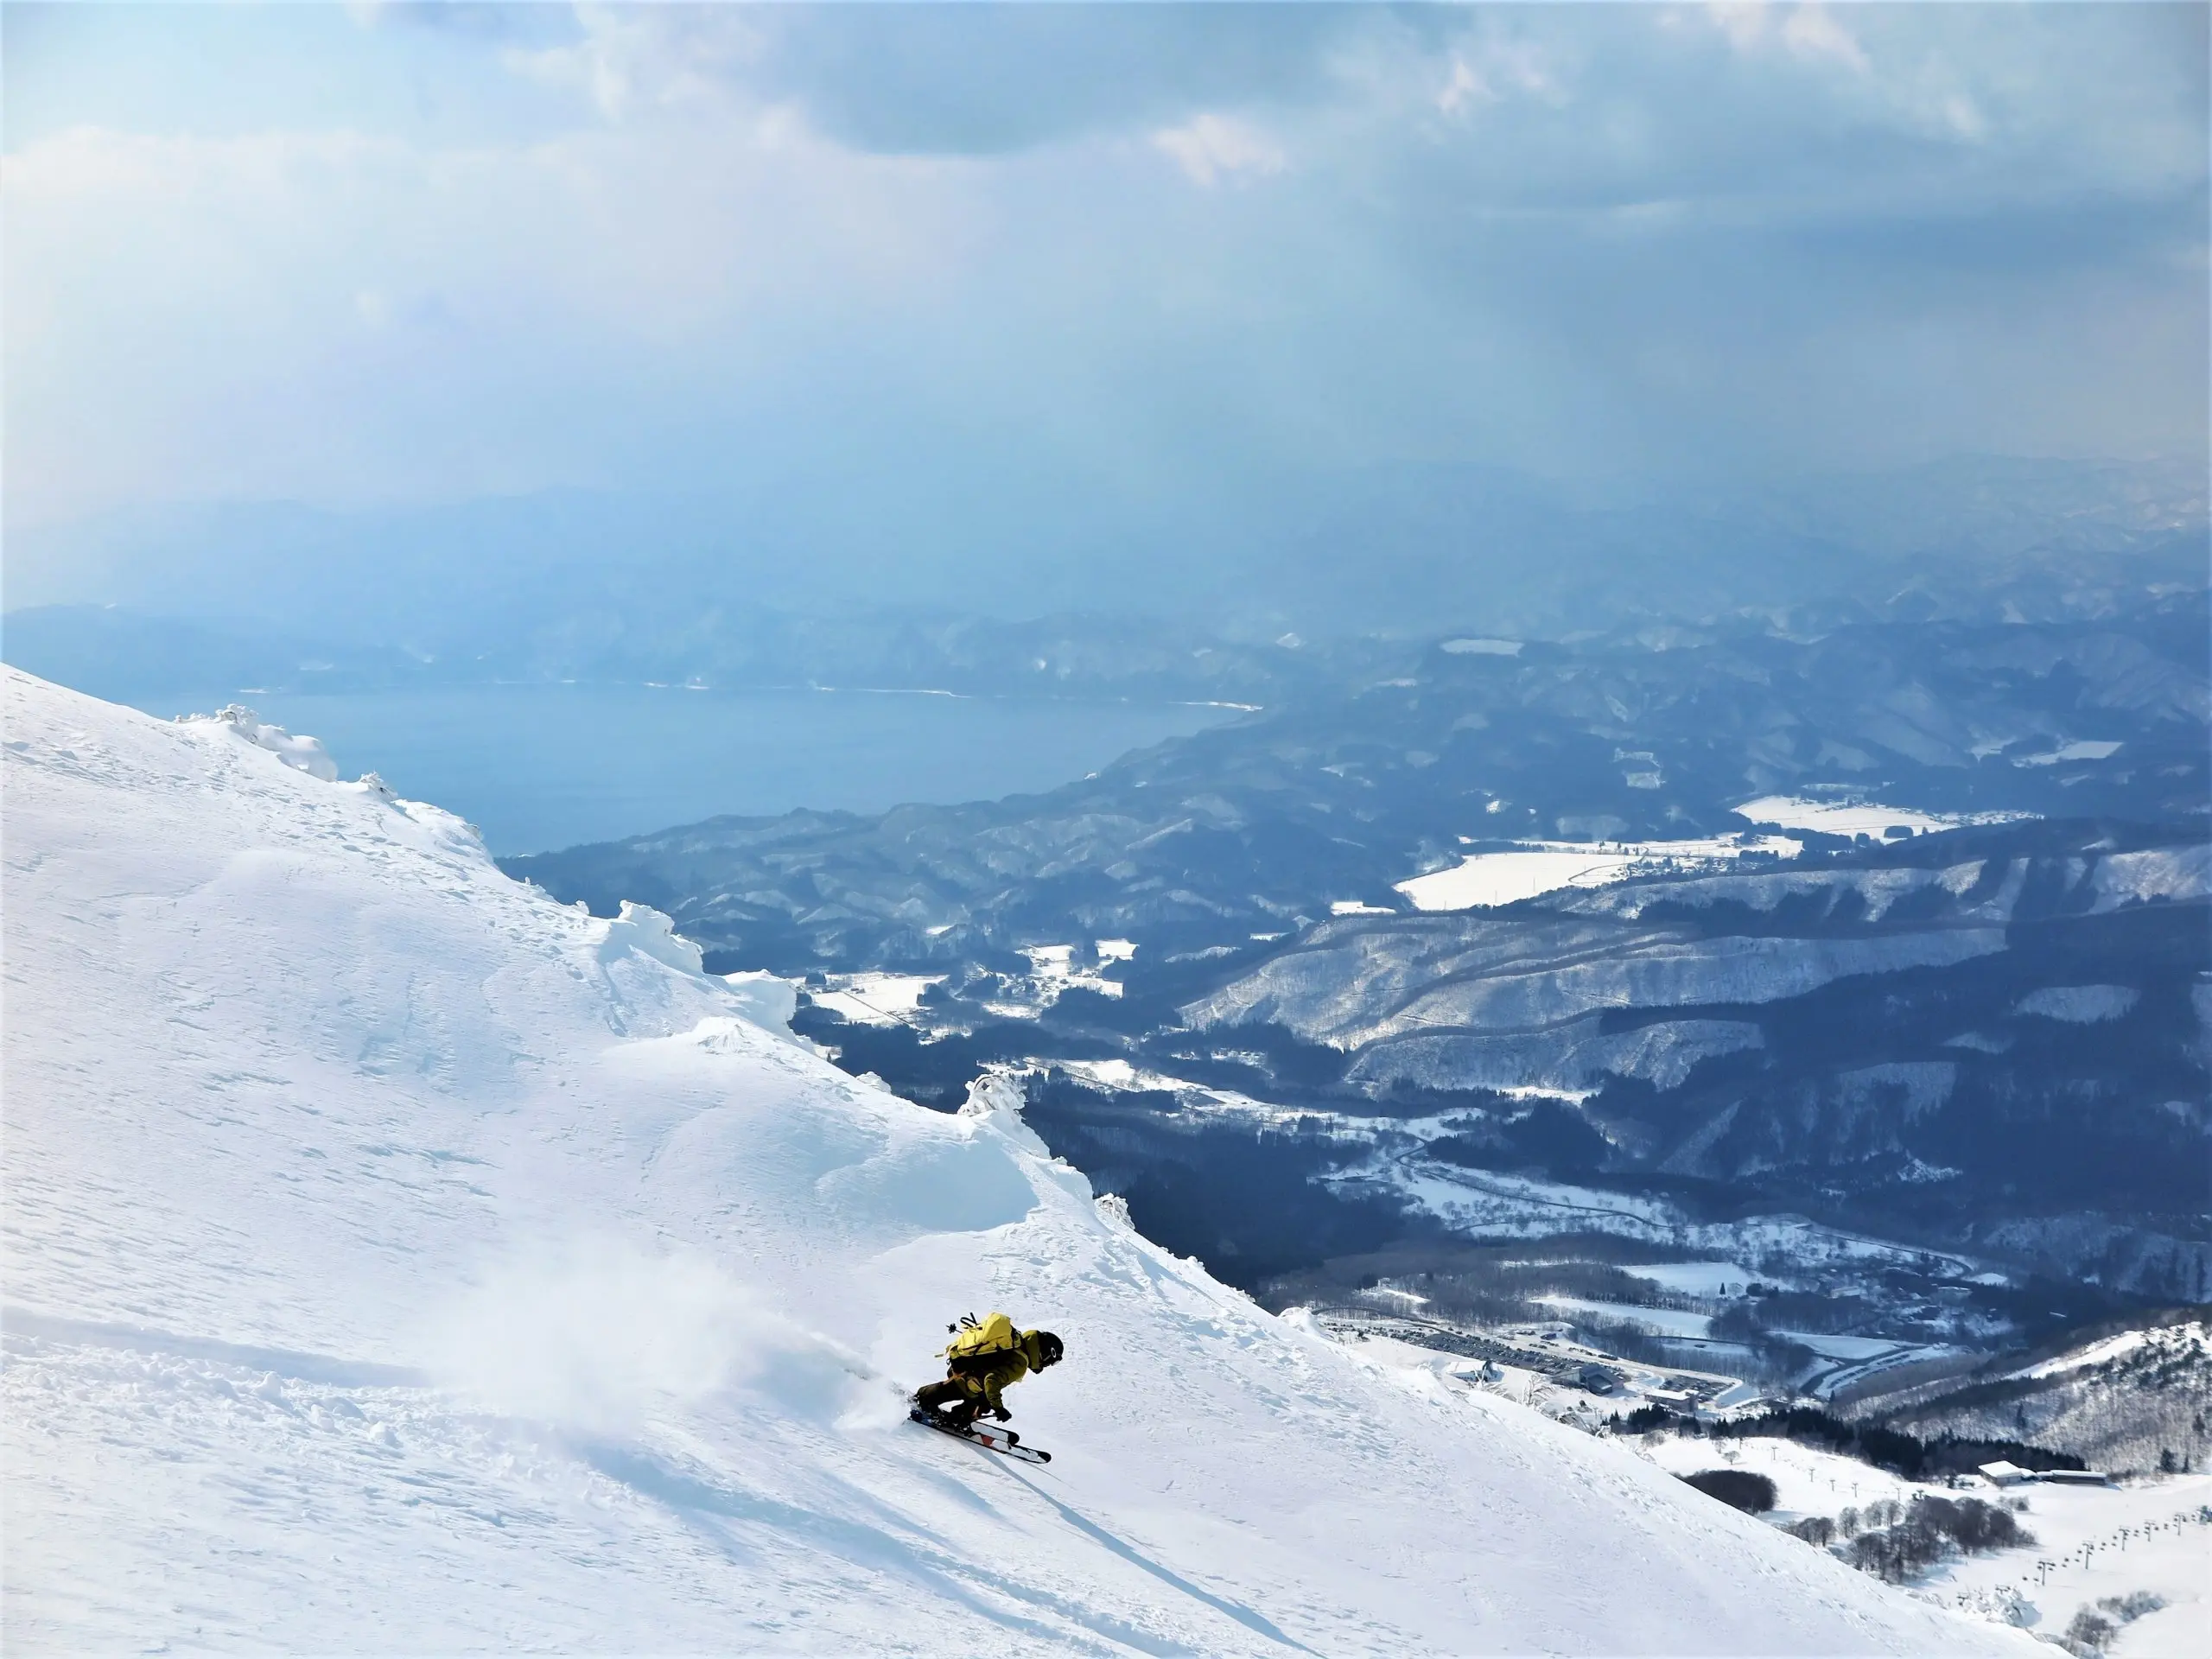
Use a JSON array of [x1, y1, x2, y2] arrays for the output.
[[133, 683, 1237, 855]]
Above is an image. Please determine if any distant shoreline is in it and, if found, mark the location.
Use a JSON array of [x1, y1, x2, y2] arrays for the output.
[[124, 679, 1236, 857]]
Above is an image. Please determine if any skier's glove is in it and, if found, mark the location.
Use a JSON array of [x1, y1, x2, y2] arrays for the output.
[[989, 1405, 1013, 1422]]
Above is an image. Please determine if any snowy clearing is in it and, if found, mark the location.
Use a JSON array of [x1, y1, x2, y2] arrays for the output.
[[1536, 1297, 1717, 1340], [1637, 1433, 2212, 1656], [1783, 1333, 1913, 1363], [2014, 740, 2123, 766], [1619, 1262, 1777, 1297], [1638, 1430, 1924, 1518], [1395, 835, 1800, 912], [2005, 1323, 2206, 1383], [810, 972, 945, 1025], [1731, 796, 2036, 837], [2014, 984, 2140, 1023], [0, 670, 2033, 1655], [1018, 944, 1126, 1003], [1926, 1474, 2212, 1656]]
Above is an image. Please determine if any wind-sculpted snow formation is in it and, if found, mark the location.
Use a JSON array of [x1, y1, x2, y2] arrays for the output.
[[0, 667, 2033, 1653]]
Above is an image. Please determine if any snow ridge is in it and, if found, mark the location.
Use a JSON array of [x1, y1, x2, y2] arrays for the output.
[[2, 669, 2031, 1654]]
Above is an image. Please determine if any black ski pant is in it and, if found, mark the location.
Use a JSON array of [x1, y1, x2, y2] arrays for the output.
[[914, 1378, 980, 1427]]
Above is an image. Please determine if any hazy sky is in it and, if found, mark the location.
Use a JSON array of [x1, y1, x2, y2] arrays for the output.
[[6, 3, 2207, 550]]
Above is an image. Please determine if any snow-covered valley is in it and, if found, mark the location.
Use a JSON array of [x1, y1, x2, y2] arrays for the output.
[[508, 591, 2212, 1354], [0, 669, 2044, 1653]]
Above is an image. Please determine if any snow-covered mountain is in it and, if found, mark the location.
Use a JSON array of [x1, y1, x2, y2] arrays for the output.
[[2, 668, 2034, 1654], [1851, 1320, 2212, 1478]]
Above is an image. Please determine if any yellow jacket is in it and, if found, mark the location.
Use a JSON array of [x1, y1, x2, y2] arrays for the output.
[[945, 1328, 1050, 1414]]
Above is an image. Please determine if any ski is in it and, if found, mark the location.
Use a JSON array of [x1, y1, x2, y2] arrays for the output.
[[908, 1406, 1052, 1464]]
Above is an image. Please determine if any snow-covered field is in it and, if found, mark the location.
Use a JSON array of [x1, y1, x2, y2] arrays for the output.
[[1932, 1474, 2212, 1657], [1639, 1430, 1923, 1518], [2014, 739, 2124, 766], [1637, 1434, 2212, 1656], [1020, 944, 1127, 1001], [1395, 835, 1799, 911], [810, 972, 944, 1025], [1731, 796, 2034, 837], [1783, 1333, 1916, 1362], [1, 670, 2038, 1654], [1536, 1297, 1716, 1340], [1619, 1262, 1778, 1297]]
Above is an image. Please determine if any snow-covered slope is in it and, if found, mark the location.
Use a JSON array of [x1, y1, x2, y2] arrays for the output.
[[1, 669, 2034, 1655]]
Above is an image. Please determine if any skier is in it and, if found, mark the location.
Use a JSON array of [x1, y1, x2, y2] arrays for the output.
[[912, 1312, 1065, 1433]]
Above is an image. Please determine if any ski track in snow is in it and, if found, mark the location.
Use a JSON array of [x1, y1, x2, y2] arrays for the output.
[[0, 669, 2038, 1656]]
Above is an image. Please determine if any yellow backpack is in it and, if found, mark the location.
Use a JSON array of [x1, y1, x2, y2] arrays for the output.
[[943, 1311, 1019, 1366]]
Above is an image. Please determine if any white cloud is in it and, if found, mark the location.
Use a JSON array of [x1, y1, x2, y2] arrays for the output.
[[0, 114, 983, 524], [1940, 92, 1988, 143], [1436, 56, 1488, 116], [1703, 3, 1868, 73], [501, 6, 767, 124], [1703, 3, 1773, 57], [1152, 113, 1287, 188], [1437, 37, 1562, 116], [1780, 7, 1869, 73], [3, 3, 2200, 535]]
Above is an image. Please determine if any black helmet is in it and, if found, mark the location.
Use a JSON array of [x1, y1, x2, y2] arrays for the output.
[[1033, 1330, 1065, 1368]]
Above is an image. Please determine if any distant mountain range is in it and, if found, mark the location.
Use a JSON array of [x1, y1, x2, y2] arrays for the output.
[[505, 581, 2209, 1364], [10, 453, 2203, 680], [18, 462, 2203, 1376], [0, 599, 1393, 707], [1183, 825, 2208, 1291], [508, 589, 2209, 972]]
